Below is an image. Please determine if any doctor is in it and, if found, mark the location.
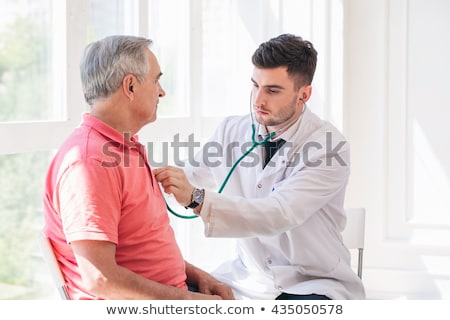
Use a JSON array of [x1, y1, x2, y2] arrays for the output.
[[154, 34, 365, 300]]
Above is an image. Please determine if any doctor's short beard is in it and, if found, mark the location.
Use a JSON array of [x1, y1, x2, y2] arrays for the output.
[[255, 96, 300, 128]]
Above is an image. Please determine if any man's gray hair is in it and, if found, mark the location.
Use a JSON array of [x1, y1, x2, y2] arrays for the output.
[[80, 35, 153, 106]]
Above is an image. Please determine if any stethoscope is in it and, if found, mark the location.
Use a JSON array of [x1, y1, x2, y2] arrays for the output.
[[165, 95, 306, 219], [165, 123, 275, 219]]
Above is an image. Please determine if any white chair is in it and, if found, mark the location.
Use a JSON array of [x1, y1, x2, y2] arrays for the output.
[[342, 208, 366, 279], [38, 234, 70, 300]]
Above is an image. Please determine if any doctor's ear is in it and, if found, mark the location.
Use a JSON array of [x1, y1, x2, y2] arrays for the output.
[[298, 85, 312, 103]]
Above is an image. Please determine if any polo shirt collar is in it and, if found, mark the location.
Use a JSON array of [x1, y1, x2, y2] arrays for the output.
[[81, 113, 141, 148]]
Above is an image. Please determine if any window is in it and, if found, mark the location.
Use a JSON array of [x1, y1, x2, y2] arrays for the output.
[[0, 0, 343, 299], [0, 0, 138, 299], [0, 0, 63, 122], [147, 0, 190, 118], [0, 151, 51, 299]]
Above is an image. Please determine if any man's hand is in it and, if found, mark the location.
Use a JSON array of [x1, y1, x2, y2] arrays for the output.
[[154, 166, 195, 207], [196, 277, 235, 300], [185, 262, 235, 300]]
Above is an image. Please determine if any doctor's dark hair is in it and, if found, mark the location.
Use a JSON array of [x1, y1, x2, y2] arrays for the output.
[[252, 34, 317, 89], [80, 35, 153, 106]]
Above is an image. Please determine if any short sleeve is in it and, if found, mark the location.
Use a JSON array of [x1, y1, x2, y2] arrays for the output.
[[57, 159, 122, 244]]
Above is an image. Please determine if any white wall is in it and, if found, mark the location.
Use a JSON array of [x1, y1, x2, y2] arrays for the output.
[[344, 0, 450, 299]]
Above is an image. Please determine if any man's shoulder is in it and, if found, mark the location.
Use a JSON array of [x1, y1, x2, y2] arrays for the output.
[[53, 125, 111, 168]]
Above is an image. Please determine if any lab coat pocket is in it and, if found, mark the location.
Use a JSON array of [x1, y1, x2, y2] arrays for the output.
[[298, 256, 341, 278], [269, 256, 341, 291], [271, 265, 314, 290]]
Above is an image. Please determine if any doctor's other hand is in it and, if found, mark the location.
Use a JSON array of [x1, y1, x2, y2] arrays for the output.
[[154, 166, 194, 207]]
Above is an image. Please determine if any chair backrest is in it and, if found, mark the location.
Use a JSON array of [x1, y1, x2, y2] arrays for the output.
[[342, 208, 366, 279], [38, 235, 70, 300]]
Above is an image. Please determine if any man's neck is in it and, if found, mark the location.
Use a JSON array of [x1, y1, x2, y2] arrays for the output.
[[90, 99, 137, 139]]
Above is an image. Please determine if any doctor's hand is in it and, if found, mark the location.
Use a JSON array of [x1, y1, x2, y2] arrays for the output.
[[153, 166, 194, 207]]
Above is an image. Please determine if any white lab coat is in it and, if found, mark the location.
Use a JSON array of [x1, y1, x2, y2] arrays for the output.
[[184, 108, 365, 299]]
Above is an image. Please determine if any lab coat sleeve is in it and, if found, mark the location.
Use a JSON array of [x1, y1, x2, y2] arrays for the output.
[[198, 139, 350, 238], [183, 152, 217, 190]]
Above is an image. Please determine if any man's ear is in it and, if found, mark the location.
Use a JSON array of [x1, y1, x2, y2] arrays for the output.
[[123, 74, 135, 99]]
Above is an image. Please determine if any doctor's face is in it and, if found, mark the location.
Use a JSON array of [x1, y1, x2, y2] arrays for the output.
[[251, 66, 310, 131]]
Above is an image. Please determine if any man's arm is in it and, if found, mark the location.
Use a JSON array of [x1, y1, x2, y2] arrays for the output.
[[71, 240, 222, 299]]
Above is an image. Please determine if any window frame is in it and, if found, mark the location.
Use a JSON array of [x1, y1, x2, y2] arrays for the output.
[[0, 0, 85, 155]]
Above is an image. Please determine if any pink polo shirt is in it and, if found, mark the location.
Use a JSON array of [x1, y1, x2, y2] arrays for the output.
[[43, 113, 187, 299]]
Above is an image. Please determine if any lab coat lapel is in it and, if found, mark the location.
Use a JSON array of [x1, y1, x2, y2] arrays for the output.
[[257, 108, 316, 181]]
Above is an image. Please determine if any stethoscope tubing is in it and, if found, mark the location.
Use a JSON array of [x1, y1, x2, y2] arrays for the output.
[[166, 99, 306, 219], [165, 123, 274, 219]]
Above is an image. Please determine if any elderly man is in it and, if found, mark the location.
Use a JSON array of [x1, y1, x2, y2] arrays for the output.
[[43, 35, 234, 300]]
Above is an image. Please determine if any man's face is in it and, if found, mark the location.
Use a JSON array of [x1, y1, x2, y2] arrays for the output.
[[251, 66, 307, 131], [132, 49, 165, 125]]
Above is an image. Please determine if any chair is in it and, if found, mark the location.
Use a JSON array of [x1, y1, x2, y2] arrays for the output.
[[38, 234, 70, 300], [342, 208, 366, 279]]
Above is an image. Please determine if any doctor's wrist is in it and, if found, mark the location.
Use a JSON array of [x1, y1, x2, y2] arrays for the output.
[[185, 187, 205, 210], [193, 202, 203, 215]]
